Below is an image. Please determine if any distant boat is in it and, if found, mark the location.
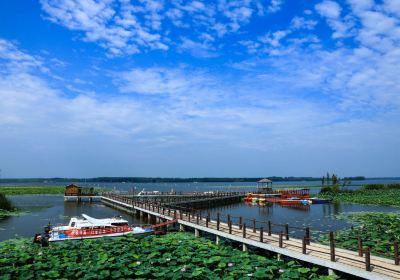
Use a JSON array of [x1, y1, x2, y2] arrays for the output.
[[310, 198, 332, 204], [34, 214, 153, 245], [279, 198, 312, 205]]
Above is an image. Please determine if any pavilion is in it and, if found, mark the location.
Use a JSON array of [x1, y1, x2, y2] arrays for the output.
[[257, 178, 273, 193]]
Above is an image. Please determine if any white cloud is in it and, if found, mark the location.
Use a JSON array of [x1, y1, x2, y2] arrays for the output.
[[116, 67, 194, 95], [40, 0, 168, 56], [40, 0, 278, 57], [315, 0, 341, 19], [1, 38, 400, 176], [268, 0, 284, 13], [346, 0, 374, 13], [315, 0, 354, 38], [290, 16, 317, 30], [179, 38, 219, 58], [383, 0, 400, 17], [0, 39, 45, 71]]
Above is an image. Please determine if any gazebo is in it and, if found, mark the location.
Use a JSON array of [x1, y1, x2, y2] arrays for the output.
[[257, 178, 273, 193]]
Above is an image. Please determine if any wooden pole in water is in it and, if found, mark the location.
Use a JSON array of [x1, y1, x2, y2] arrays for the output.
[[357, 236, 363, 257], [239, 217, 242, 230], [253, 219, 256, 233], [268, 221, 272, 236], [285, 224, 289, 240], [305, 227, 310, 245], [365, 248, 371, 271], [229, 221, 232, 234], [260, 227, 263, 242], [302, 236, 307, 254], [395, 241, 399, 265], [243, 223, 246, 238], [330, 232, 335, 262], [217, 213, 220, 230]]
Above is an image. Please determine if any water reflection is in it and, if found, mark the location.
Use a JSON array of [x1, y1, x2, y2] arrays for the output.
[[205, 201, 398, 237]]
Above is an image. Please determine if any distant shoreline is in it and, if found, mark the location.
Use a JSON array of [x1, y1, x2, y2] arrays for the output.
[[0, 176, 371, 184]]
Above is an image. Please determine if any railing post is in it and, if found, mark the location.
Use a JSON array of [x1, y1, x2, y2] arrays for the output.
[[243, 223, 246, 238], [330, 232, 335, 262], [253, 219, 256, 233], [305, 227, 310, 245], [229, 221, 232, 234], [302, 236, 306, 254], [395, 241, 399, 265], [357, 236, 363, 257], [180, 211, 183, 220], [279, 231, 283, 248], [285, 224, 289, 240], [260, 227, 264, 242], [206, 215, 209, 227], [163, 208, 165, 215], [217, 213, 220, 230], [196, 213, 199, 225], [174, 210, 177, 219], [227, 214, 231, 225], [188, 212, 191, 222], [239, 217, 243, 230], [268, 221, 272, 236], [365, 248, 371, 272]]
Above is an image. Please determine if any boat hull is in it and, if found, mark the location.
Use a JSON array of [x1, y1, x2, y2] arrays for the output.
[[310, 198, 331, 204], [48, 229, 153, 242]]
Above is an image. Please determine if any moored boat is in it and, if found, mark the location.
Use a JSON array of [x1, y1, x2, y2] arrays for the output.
[[279, 198, 312, 205], [34, 214, 153, 245], [310, 198, 332, 204]]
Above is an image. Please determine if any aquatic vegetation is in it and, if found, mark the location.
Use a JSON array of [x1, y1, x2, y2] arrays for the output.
[[0, 186, 108, 195], [362, 183, 400, 190], [0, 209, 26, 219], [0, 193, 13, 210], [318, 189, 400, 207], [0, 232, 338, 279], [320, 212, 400, 257]]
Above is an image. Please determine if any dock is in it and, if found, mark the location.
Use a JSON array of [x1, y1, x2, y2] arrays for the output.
[[101, 193, 400, 280]]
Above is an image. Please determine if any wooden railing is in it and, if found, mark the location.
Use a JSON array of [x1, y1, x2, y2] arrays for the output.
[[102, 193, 400, 274]]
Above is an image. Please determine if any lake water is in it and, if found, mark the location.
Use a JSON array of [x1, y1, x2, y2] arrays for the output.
[[1, 179, 399, 241]]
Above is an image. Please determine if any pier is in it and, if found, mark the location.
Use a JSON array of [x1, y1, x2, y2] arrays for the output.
[[101, 193, 400, 280]]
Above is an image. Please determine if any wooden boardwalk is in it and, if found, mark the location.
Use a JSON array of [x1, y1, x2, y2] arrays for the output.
[[102, 194, 400, 280]]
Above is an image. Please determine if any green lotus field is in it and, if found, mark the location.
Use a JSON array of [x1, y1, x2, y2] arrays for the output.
[[0, 232, 339, 279]]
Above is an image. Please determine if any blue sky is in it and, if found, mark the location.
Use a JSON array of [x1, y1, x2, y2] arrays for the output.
[[0, 0, 399, 178]]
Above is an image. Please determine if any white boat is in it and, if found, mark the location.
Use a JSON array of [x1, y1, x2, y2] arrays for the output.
[[34, 214, 153, 245]]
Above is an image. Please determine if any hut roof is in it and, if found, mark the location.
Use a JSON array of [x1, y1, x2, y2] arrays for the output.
[[258, 178, 272, 183], [66, 184, 81, 189]]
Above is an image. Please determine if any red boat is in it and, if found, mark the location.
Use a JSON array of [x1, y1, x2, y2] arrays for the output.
[[279, 200, 302, 205]]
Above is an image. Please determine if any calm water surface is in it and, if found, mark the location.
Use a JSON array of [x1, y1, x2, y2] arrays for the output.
[[0, 195, 144, 241], [1, 179, 399, 241]]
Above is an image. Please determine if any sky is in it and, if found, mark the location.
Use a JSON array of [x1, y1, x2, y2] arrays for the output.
[[0, 0, 399, 178]]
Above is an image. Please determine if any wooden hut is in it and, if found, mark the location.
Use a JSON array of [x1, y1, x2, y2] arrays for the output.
[[64, 184, 81, 196]]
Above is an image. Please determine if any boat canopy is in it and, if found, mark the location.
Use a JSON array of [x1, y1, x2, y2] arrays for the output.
[[82, 214, 116, 226]]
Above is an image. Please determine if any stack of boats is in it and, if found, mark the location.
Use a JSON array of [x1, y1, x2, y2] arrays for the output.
[[244, 189, 331, 206]]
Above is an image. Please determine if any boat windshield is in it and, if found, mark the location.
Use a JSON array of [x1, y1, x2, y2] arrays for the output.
[[111, 222, 128, 226]]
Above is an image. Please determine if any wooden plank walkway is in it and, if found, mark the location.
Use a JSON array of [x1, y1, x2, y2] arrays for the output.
[[101, 194, 400, 280]]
